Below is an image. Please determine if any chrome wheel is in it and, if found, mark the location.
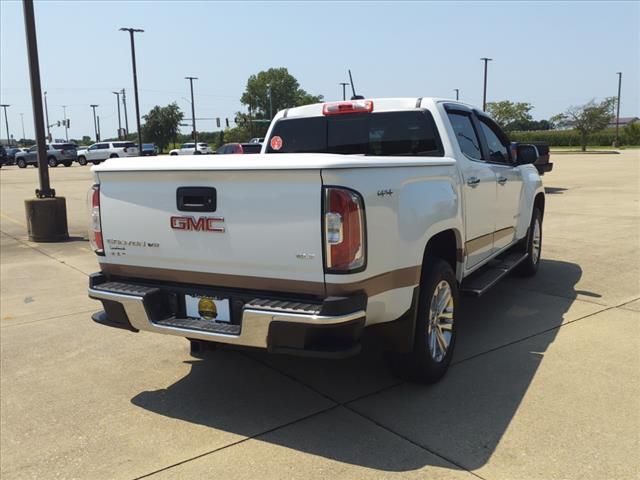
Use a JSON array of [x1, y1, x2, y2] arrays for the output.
[[531, 217, 541, 264], [427, 280, 454, 363]]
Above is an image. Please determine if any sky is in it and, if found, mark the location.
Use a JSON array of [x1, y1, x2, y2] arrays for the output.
[[1, 0, 639, 141]]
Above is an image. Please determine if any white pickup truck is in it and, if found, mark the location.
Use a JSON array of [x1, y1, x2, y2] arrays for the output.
[[87, 98, 545, 383]]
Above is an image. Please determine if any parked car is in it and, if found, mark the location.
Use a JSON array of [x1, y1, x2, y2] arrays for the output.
[[527, 142, 553, 175], [0, 145, 7, 168], [15, 143, 78, 168], [141, 143, 159, 156], [169, 142, 213, 155], [249, 137, 264, 144], [5, 147, 27, 165], [215, 143, 261, 154], [77, 141, 139, 165], [87, 97, 545, 384]]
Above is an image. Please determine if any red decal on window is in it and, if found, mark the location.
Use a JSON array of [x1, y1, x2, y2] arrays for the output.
[[270, 135, 283, 151]]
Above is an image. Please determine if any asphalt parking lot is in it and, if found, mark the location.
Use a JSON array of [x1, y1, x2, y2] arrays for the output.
[[1, 151, 639, 480]]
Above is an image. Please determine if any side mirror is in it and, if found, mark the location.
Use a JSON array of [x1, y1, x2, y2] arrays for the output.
[[515, 143, 539, 165]]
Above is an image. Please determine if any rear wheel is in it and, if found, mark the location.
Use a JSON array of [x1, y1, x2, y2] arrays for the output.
[[78, 156, 87, 166], [48, 156, 58, 167], [91, 161, 100, 165], [109, 153, 119, 158], [514, 207, 542, 277], [389, 258, 458, 384], [170, 152, 178, 156], [17, 158, 27, 168]]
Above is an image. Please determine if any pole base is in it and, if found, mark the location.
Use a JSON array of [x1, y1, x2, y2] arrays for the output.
[[24, 197, 69, 242]]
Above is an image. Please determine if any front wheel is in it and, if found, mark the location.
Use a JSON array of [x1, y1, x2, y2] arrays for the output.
[[48, 157, 58, 167], [170, 152, 178, 156], [514, 207, 542, 277], [17, 158, 27, 168], [78, 156, 87, 166], [389, 258, 458, 384], [109, 154, 119, 158]]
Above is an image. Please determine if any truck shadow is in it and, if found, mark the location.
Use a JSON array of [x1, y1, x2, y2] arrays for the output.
[[131, 259, 586, 472]]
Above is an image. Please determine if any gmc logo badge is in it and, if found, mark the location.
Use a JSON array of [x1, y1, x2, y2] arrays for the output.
[[170, 216, 225, 232]]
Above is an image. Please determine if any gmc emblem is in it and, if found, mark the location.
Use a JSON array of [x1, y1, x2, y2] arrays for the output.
[[170, 216, 225, 232]]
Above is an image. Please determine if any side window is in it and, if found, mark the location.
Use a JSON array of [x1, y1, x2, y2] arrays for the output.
[[478, 118, 509, 163], [89, 144, 97, 150], [447, 112, 482, 160], [98, 144, 109, 150]]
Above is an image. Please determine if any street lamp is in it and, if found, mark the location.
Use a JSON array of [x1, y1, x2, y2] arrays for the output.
[[480, 57, 492, 111], [614, 72, 622, 148], [120, 27, 144, 152], [0, 104, 11, 146], [121, 88, 129, 136], [185, 76, 198, 146], [113, 91, 122, 139], [90, 104, 99, 141]]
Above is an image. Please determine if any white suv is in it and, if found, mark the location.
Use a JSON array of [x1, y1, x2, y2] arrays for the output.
[[77, 141, 139, 165], [169, 142, 213, 155]]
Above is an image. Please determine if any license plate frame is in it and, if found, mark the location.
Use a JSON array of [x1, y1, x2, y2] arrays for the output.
[[184, 294, 231, 323]]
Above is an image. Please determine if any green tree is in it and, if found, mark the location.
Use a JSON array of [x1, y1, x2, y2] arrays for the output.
[[622, 122, 640, 145], [486, 101, 534, 130], [141, 103, 184, 152], [240, 67, 323, 121], [551, 98, 615, 151]]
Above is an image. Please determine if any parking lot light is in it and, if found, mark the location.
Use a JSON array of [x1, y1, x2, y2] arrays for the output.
[[120, 27, 144, 153], [481, 57, 492, 111], [1, 104, 11, 146], [113, 91, 122, 139]]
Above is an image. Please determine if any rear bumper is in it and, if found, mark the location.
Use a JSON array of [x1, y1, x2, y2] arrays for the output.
[[88, 273, 366, 358]]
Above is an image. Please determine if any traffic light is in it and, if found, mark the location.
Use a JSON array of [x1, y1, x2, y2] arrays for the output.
[[65, 119, 70, 128], [225, 118, 229, 128], [56, 121, 61, 127], [216, 118, 220, 128]]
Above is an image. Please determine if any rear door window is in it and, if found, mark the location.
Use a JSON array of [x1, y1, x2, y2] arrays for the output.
[[447, 112, 483, 160], [266, 111, 443, 157], [477, 117, 510, 163]]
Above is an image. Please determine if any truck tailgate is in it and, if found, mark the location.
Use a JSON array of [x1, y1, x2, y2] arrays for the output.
[[97, 169, 325, 294]]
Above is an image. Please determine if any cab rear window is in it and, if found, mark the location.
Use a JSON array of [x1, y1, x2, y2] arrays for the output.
[[266, 111, 443, 157]]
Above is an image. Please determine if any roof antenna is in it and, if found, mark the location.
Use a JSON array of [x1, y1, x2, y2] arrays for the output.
[[348, 69, 364, 100]]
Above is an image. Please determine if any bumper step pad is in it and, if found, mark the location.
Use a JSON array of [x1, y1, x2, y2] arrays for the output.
[[154, 317, 241, 335]]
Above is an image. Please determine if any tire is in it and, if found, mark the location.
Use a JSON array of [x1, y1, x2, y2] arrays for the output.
[[109, 153, 119, 158], [78, 156, 87, 166], [91, 161, 100, 165], [389, 258, 458, 384], [194, 150, 202, 155], [514, 207, 542, 277], [63, 162, 72, 167], [17, 158, 27, 168], [48, 156, 58, 167], [170, 152, 178, 156]]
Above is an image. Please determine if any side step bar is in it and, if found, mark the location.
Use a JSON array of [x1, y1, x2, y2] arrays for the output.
[[461, 252, 528, 296]]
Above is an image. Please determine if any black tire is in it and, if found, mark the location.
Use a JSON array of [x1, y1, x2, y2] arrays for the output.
[[109, 153, 119, 158], [78, 156, 87, 166], [63, 162, 72, 167], [91, 161, 100, 165], [389, 258, 458, 384], [170, 152, 178, 156], [48, 156, 58, 167], [514, 207, 542, 277], [17, 158, 27, 168]]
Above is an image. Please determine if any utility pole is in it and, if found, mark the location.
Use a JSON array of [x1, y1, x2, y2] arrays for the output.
[[480, 57, 492, 111], [185, 76, 198, 146], [339, 82, 349, 101], [44, 91, 50, 141], [97, 115, 101, 142], [454, 89, 459, 101], [113, 91, 122, 139], [22, 0, 68, 241], [121, 88, 129, 136], [614, 71, 622, 148], [90, 104, 99, 141], [120, 27, 144, 152], [0, 104, 10, 146], [61, 105, 68, 141], [20, 113, 25, 143]]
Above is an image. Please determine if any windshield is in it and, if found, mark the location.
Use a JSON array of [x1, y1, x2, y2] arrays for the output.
[[266, 111, 443, 157]]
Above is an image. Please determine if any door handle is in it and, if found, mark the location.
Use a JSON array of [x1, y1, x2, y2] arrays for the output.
[[467, 177, 480, 187], [497, 176, 508, 185]]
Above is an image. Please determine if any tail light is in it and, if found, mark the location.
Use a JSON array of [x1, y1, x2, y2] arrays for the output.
[[323, 187, 366, 273], [323, 100, 373, 116], [88, 184, 104, 255]]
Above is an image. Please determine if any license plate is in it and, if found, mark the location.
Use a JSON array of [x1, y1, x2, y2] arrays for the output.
[[185, 295, 230, 322]]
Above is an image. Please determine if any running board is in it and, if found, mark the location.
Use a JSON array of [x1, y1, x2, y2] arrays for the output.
[[461, 252, 528, 296]]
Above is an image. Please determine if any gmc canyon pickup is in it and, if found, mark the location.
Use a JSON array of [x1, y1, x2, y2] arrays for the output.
[[88, 97, 545, 383]]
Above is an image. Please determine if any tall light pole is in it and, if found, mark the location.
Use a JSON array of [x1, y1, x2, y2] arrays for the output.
[[90, 104, 99, 141], [185, 76, 198, 146], [339, 82, 349, 101], [112, 91, 122, 139], [61, 105, 68, 141], [454, 89, 459, 101], [480, 57, 492, 111], [20, 113, 26, 143], [44, 91, 50, 140], [120, 27, 144, 152], [0, 104, 11, 145], [615, 72, 622, 148], [121, 88, 129, 136]]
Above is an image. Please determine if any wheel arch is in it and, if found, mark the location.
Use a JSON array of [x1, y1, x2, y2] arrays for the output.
[[421, 228, 463, 282]]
